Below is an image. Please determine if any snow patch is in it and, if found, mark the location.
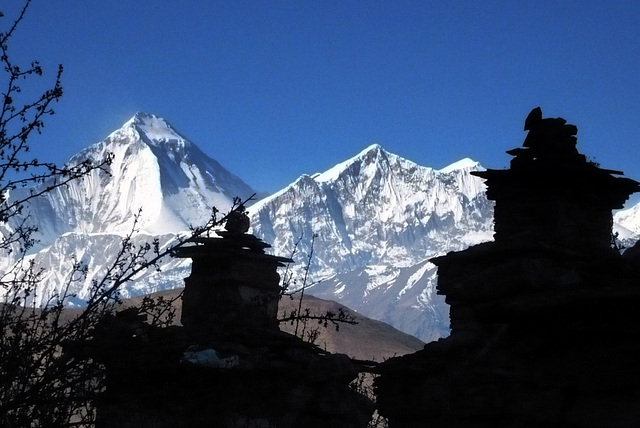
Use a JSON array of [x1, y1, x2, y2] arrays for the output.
[[314, 144, 384, 183], [398, 263, 431, 298], [438, 158, 480, 174], [614, 201, 640, 235]]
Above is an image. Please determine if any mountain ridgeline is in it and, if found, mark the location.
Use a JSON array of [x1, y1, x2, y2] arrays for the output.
[[6, 113, 639, 341], [249, 145, 494, 341], [14, 113, 260, 244], [7, 113, 262, 306]]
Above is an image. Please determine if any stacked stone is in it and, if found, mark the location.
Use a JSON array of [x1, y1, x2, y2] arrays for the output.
[[176, 232, 291, 335], [84, 211, 374, 428], [375, 108, 640, 427], [437, 108, 639, 338], [477, 106, 637, 255]]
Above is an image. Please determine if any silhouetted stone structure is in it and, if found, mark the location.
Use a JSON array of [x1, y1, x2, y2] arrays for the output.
[[176, 209, 292, 335], [83, 212, 374, 428], [375, 108, 640, 427]]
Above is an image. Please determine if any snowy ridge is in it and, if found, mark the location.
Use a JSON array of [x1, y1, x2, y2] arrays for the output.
[[6, 113, 261, 305], [438, 157, 480, 174], [10, 112, 640, 340], [249, 144, 494, 341], [313, 144, 394, 183]]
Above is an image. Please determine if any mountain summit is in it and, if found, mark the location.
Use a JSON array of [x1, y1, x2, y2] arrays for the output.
[[20, 113, 259, 245], [122, 112, 191, 148], [8, 112, 640, 338], [249, 144, 494, 341]]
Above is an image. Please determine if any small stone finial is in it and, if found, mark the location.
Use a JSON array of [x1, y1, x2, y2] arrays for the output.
[[520, 107, 580, 161], [523, 106, 542, 131], [224, 205, 250, 236]]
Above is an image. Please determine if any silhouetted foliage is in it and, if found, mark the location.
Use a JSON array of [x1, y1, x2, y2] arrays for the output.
[[0, 3, 249, 426], [278, 233, 358, 344]]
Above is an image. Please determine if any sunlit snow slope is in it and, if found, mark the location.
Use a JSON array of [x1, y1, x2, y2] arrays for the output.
[[8, 114, 640, 341], [9, 113, 260, 304], [249, 144, 494, 341], [15, 112, 258, 245]]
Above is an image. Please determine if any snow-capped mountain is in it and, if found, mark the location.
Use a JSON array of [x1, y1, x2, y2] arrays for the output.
[[7, 113, 640, 341], [249, 145, 494, 341], [614, 203, 640, 248], [8, 113, 260, 304], [13, 112, 259, 247], [248, 147, 640, 341]]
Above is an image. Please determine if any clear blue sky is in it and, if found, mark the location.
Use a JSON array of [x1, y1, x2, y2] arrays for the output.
[[4, 1, 640, 205]]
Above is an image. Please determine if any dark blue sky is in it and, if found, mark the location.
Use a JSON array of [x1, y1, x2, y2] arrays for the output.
[[5, 1, 640, 204]]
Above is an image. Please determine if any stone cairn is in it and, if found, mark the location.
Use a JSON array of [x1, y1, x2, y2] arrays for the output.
[[375, 108, 640, 428], [83, 208, 374, 428], [176, 206, 292, 336]]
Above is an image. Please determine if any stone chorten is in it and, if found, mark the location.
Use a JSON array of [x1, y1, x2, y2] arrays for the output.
[[83, 207, 374, 428], [375, 108, 640, 428], [477, 106, 637, 254], [175, 206, 293, 335]]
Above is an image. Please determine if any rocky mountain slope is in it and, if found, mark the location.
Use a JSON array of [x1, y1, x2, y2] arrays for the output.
[[9, 113, 260, 305], [249, 144, 494, 341]]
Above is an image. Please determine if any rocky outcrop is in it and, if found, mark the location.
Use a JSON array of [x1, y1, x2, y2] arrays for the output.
[[375, 108, 640, 427]]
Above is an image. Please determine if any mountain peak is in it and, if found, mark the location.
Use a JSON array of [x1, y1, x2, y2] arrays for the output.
[[353, 143, 393, 163], [359, 143, 385, 155], [314, 144, 395, 183], [123, 111, 160, 128], [122, 112, 188, 147], [130, 111, 156, 121], [439, 158, 481, 174]]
